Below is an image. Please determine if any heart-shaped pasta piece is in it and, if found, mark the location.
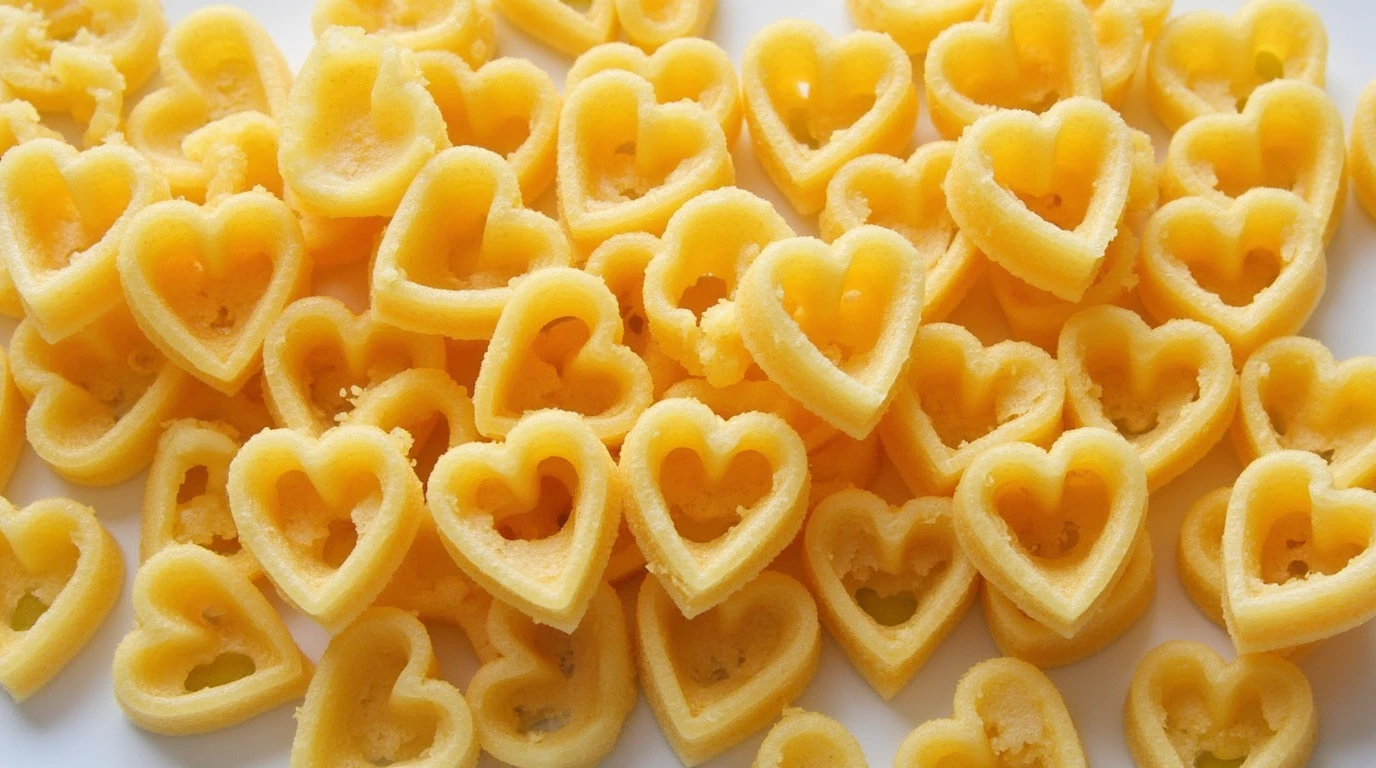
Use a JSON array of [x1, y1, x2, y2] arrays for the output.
[[558, 70, 734, 248], [642, 187, 793, 388], [279, 27, 448, 218], [124, 7, 292, 201], [1223, 450, 1376, 654], [954, 427, 1148, 638], [1147, 0, 1327, 131], [140, 420, 259, 581], [227, 425, 425, 631], [112, 544, 310, 734], [894, 656, 1087, 767], [472, 267, 653, 446], [8, 304, 191, 486], [614, 0, 714, 51], [638, 571, 821, 767], [0, 139, 168, 341], [261, 296, 447, 435], [182, 112, 286, 203], [427, 410, 619, 632], [743, 20, 917, 215], [343, 367, 478, 485], [1163, 80, 1346, 243], [822, 141, 985, 323], [585, 232, 691, 396], [372, 146, 572, 341], [417, 51, 561, 203], [119, 191, 309, 395], [925, 0, 1102, 139], [1058, 305, 1238, 492], [620, 398, 809, 617], [737, 226, 925, 439], [567, 38, 740, 144], [1234, 336, 1376, 488], [880, 322, 1065, 496], [804, 489, 978, 698], [944, 96, 1156, 302], [0, 496, 122, 701], [1125, 640, 1316, 768], [1139, 189, 1326, 366], [290, 607, 478, 768], [467, 583, 636, 768]]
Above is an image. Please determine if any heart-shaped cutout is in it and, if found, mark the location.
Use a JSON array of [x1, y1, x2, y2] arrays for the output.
[[182, 112, 287, 203], [614, 0, 713, 51], [585, 232, 691, 396], [111, 544, 310, 734], [344, 367, 478, 485], [141, 420, 261, 582], [847, 0, 984, 58], [313, 0, 495, 66], [558, 70, 734, 248], [372, 146, 572, 341], [987, 224, 1140, 350], [227, 425, 425, 631], [467, 582, 636, 766], [472, 267, 653, 446], [1163, 80, 1347, 243], [954, 427, 1148, 638], [738, 225, 925, 439], [492, 0, 615, 56], [1147, 0, 1327, 132], [637, 571, 821, 767], [664, 377, 837, 452], [984, 534, 1154, 669], [0, 496, 122, 701], [0, 347, 24, 491], [1059, 305, 1239, 492], [1223, 450, 1376, 654], [119, 191, 310, 395], [261, 296, 447, 435], [374, 522, 495, 660], [427, 410, 619, 632], [416, 52, 560, 204], [803, 489, 979, 699], [1354, 78, 1376, 221], [880, 322, 1065, 496], [743, 20, 917, 215], [894, 657, 1087, 767], [925, 0, 1102, 139], [621, 398, 809, 617], [0, 138, 168, 342], [278, 26, 448, 218], [1125, 640, 1316, 768], [641, 187, 794, 388], [291, 607, 478, 767], [568, 38, 740, 144], [945, 96, 1155, 302], [125, 7, 292, 201], [1139, 189, 1326, 366], [822, 141, 985, 323], [8, 304, 191, 486], [755, 709, 866, 768], [1234, 336, 1376, 489]]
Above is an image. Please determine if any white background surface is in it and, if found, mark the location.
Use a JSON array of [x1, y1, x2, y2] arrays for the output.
[[3, 0, 1376, 765]]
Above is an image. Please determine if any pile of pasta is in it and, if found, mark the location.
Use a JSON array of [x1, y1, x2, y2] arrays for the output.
[[1, 0, 1375, 765]]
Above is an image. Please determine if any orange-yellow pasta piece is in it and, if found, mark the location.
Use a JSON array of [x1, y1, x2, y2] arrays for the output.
[[312, 0, 496, 66]]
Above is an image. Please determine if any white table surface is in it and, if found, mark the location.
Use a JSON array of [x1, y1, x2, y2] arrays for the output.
[[3, 0, 1376, 765]]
